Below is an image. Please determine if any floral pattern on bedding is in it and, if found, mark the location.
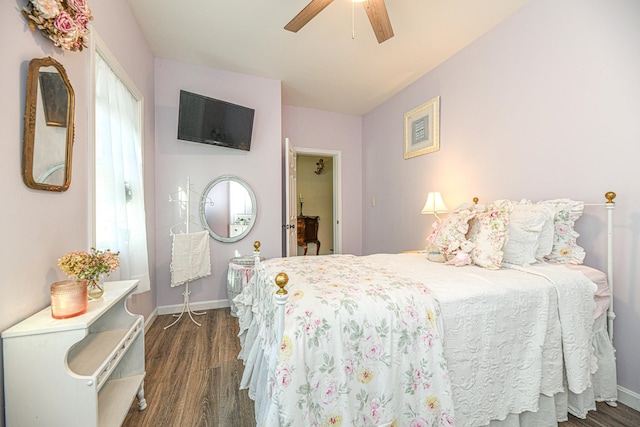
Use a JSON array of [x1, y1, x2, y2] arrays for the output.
[[435, 204, 476, 256], [541, 199, 586, 264], [466, 199, 513, 269], [246, 255, 455, 427]]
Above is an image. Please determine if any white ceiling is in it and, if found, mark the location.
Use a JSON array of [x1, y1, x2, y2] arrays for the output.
[[126, 0, 533, 115]]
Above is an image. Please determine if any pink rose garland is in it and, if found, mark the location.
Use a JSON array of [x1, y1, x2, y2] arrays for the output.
[[22, 0, 93, 52], [54, 10, 75, 33], [67, 0, 88, 13]]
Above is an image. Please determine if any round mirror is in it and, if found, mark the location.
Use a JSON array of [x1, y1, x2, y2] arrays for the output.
[[200, 175, 257, 243]]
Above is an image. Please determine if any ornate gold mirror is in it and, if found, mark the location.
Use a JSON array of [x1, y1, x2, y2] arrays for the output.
[[23, 57, 75, 192]]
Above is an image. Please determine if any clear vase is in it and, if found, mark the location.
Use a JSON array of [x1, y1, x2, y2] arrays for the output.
[[87, 275, 105, 300]]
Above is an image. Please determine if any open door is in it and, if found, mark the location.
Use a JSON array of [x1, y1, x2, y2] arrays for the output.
[[284, 138, 298, 256]]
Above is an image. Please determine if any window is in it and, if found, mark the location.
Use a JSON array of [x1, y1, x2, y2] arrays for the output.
[[92, 36, 150, 293]]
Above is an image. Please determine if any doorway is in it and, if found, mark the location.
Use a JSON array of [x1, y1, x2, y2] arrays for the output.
[[296, 154, 334, 255], [283, 141, 342, 257]]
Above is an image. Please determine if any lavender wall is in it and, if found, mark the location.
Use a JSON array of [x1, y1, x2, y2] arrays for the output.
[[363, 0, 640, 400], [282, 106, 363, 255], [154, 58, 282, 307], [0, 1, 155, 425]]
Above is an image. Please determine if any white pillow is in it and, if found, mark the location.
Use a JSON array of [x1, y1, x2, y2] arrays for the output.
[[502, 201, 555, 266], [535, 213, 555, 260]]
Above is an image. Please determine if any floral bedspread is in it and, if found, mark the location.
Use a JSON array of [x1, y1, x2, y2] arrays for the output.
[[236, 255, 455, 427]]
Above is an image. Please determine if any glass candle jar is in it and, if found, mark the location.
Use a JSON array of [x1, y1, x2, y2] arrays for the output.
[[50, 279, 88, 319]]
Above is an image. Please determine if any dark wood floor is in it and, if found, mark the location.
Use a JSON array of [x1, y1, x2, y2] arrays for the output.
[[123, 308, 640, 427], [122, 308, 254, 427]]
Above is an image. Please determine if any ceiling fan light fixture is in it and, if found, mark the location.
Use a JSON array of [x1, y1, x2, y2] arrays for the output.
[[285, 0, 393, 44]]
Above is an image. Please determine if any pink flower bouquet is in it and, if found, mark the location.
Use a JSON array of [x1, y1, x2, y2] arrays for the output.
[[58, 248, 119, 280]]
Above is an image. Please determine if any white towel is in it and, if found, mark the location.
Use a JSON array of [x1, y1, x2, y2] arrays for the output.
[[170, 230, 211, 287]]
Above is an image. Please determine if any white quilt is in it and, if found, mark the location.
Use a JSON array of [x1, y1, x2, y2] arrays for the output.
[[367, 254, 597, 427]]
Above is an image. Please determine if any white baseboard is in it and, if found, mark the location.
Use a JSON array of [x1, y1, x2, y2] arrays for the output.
[[618, 385, 640, 412], [144, 308, 158, 333], [157, 299, 230, 316]]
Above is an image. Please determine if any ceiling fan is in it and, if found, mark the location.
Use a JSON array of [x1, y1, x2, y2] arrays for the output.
[[284, 0, 394, 44]]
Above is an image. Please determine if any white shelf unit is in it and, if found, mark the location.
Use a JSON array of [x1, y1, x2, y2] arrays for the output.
[[229, 223, 249, 237], [2, 280, 146, 427]]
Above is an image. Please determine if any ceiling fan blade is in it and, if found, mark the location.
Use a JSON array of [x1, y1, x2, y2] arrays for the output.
[[362, 0, 394, 43], [285, 0, 334, 33]]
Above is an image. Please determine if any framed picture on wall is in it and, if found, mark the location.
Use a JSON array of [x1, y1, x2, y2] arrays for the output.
[[404, 96, 440, 159]]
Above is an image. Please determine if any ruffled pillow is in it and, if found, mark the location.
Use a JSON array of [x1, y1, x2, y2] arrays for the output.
[[435, 204, 476, 256], [542, 199, 585, 264], [502, 201, 555, 266], [467, 200, 513, 269], [535, 212, 555, 260]]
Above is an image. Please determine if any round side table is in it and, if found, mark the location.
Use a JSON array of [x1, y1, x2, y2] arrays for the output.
[[227, 255, 264, 316]]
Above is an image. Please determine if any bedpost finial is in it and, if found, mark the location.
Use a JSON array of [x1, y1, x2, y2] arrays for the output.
[[254, 241, 261, 252], [275, 272, 289, 295], [605, 192, 616, 204], [473, 197, 479, 204]]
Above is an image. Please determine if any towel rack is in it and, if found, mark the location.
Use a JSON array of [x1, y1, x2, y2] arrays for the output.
[[165, 176, 211, 329], [169, 177, 212, 236]]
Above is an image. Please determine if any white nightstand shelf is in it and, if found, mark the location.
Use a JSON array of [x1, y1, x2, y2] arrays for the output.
[[2, 280, 146, 427]]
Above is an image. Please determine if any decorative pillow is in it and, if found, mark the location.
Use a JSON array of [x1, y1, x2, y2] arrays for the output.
[[502, 201, 555, 266], [466, 200, 513, 269], [535, 212, 555, 260], [435, 204, 476, 256], [541, 199, 585, 264]]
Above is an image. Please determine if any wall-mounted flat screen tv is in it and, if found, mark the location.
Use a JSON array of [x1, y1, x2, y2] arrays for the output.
[[177, 90, 255, 151]]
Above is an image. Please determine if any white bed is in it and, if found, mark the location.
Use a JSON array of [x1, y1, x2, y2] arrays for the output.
[[235, 195, 617, 426]]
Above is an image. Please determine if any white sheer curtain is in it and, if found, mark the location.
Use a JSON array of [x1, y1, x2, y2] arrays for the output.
[[94, 53, 150, 293]]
